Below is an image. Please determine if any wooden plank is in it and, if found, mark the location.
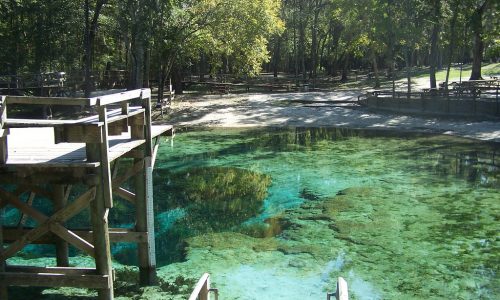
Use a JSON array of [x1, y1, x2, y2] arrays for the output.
[[0, 272, 110, 289], [54, 125, 102, 143], [5, 95, 92, 107], [5, 118, 102, 128], [6, 265, 96, 275], [51, 187, 96, 223], [0, 97, 7, 163], [1, 222, 50, 260], [151, 125, 174, 138], [189, 273, 210, 300], [0, 187, 48, 223], [141, 88, 152, 99], [49, 222, 95, 257], [87, 140, 114, 299], [151, 143, 159, 168], [3, 228, 148, 244], [0, 198, 7, 299], [53, 185, 69, 266], [0, 135, 7, 164], [108, 120, 127, 136], [114, 187, 136, 204], [98, 105, 113, 208], [336, 277, 349, 300], [94, 89, 143, 106], [108, 139, 145, 162], [135, 156, 157, 285], [5, 107, 143, 128], [0, 171, 99, 186], [143, 94, 153, 157], [16, 191, 36, 228]]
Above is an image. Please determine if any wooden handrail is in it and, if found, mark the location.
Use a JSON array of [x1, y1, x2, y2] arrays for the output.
[[189, 273, 219, 300], [2, 88, 151, 107], [327, 277, 348, 300]]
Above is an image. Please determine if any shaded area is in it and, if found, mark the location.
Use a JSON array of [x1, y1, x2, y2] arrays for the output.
[[152, 166, 271, 265]]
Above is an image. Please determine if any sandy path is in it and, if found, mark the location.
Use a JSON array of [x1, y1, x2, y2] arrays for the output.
[[159, 90, 500, 142]]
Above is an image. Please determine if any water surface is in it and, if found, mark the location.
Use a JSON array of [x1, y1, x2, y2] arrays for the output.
[[152, 127, 499, 300]]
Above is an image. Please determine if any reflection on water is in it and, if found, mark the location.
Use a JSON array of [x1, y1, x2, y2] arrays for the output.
[[153, 166, 271, 265], [154, 127, 499, 300]]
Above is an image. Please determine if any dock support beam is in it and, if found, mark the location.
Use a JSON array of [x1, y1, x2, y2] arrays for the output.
[[53, 185, 69, 267], [0, 206, 7, 300], [135, 157, 157, 285], [134, 90, 157, 285], [87, 140, 114, 300]]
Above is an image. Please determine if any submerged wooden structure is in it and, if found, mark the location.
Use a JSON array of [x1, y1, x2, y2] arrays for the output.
[[0, 89, 173, 299]]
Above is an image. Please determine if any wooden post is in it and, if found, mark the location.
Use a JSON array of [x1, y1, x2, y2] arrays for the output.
[[0, 96, 6, 299], [134, 90, 157, 285], [87, 142, 114, 300], [0, 96, 7, 164], [0, 204, 7, 299], [98, 104, 113, 208], [53, 185, 69, 267]]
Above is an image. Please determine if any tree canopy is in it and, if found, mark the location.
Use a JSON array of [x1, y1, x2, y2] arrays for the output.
[[0, 0, 498, 91]]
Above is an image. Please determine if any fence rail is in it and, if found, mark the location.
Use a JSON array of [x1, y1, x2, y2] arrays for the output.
[[189, 273, 219, 300], [358, 80, 500, 118]]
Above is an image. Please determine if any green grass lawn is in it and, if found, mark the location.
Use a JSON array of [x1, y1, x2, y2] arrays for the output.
[[414, 62, 500, 81]]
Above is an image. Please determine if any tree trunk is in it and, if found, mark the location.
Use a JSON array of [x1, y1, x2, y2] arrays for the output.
[[406, 48, 412, 94], [84, 0, 106, 97], [469, 0, 489, 80], [372, 52, 380, 88], [172, 64, 183, 94], [199, 52, 206, 82], [429, 0, 441, 89], [445, 1, 459, 87], [130, 37, 144, 89], [299, 18, 307, 81], [273, 37, 281, 78], [310, 0, 322, 86], [341, 52, 349, 82]]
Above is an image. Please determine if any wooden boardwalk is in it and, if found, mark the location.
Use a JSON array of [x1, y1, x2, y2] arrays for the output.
[[0, 89, 173, 299]]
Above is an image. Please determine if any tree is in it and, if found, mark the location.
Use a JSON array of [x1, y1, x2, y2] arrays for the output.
[[469, 0, 490, 80], [84, 0, 108, 97], [429, 0, 441, 89]]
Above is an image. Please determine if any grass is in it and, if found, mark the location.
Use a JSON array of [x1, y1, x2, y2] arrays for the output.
[[414, 62, 500, 81]]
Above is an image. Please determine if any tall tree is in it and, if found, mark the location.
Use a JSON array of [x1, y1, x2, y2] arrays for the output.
[[429, 0, 441, 89], [469, 0, 489, 80], [84, 0, 107, 97]]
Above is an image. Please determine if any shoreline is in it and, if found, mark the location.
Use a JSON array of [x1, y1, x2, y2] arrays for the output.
[[156, 90, 500, 142]]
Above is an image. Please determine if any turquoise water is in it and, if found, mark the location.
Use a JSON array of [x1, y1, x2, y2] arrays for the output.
[[4, 127, 498, 299], [153, 127, 499, 300]]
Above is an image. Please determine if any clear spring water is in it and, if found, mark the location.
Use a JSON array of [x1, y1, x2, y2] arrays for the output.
[[4, 127, 499, 299], [153, 127, 499, 300]]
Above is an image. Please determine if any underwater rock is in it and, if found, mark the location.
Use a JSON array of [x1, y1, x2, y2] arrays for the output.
[[299, 188, 321, 201], [239, 216, 292, 238]]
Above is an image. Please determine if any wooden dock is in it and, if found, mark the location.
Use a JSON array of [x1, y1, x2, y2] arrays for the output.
[[0, 89, 173, 299]]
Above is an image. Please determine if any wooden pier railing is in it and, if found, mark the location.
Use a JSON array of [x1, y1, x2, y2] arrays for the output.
[[0, 89, 173, 300], [189, 273, 219, 300], [358, 80, 500, 118]]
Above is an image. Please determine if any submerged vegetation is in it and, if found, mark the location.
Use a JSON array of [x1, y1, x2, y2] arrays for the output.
[[4, 127, 500, 299]]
